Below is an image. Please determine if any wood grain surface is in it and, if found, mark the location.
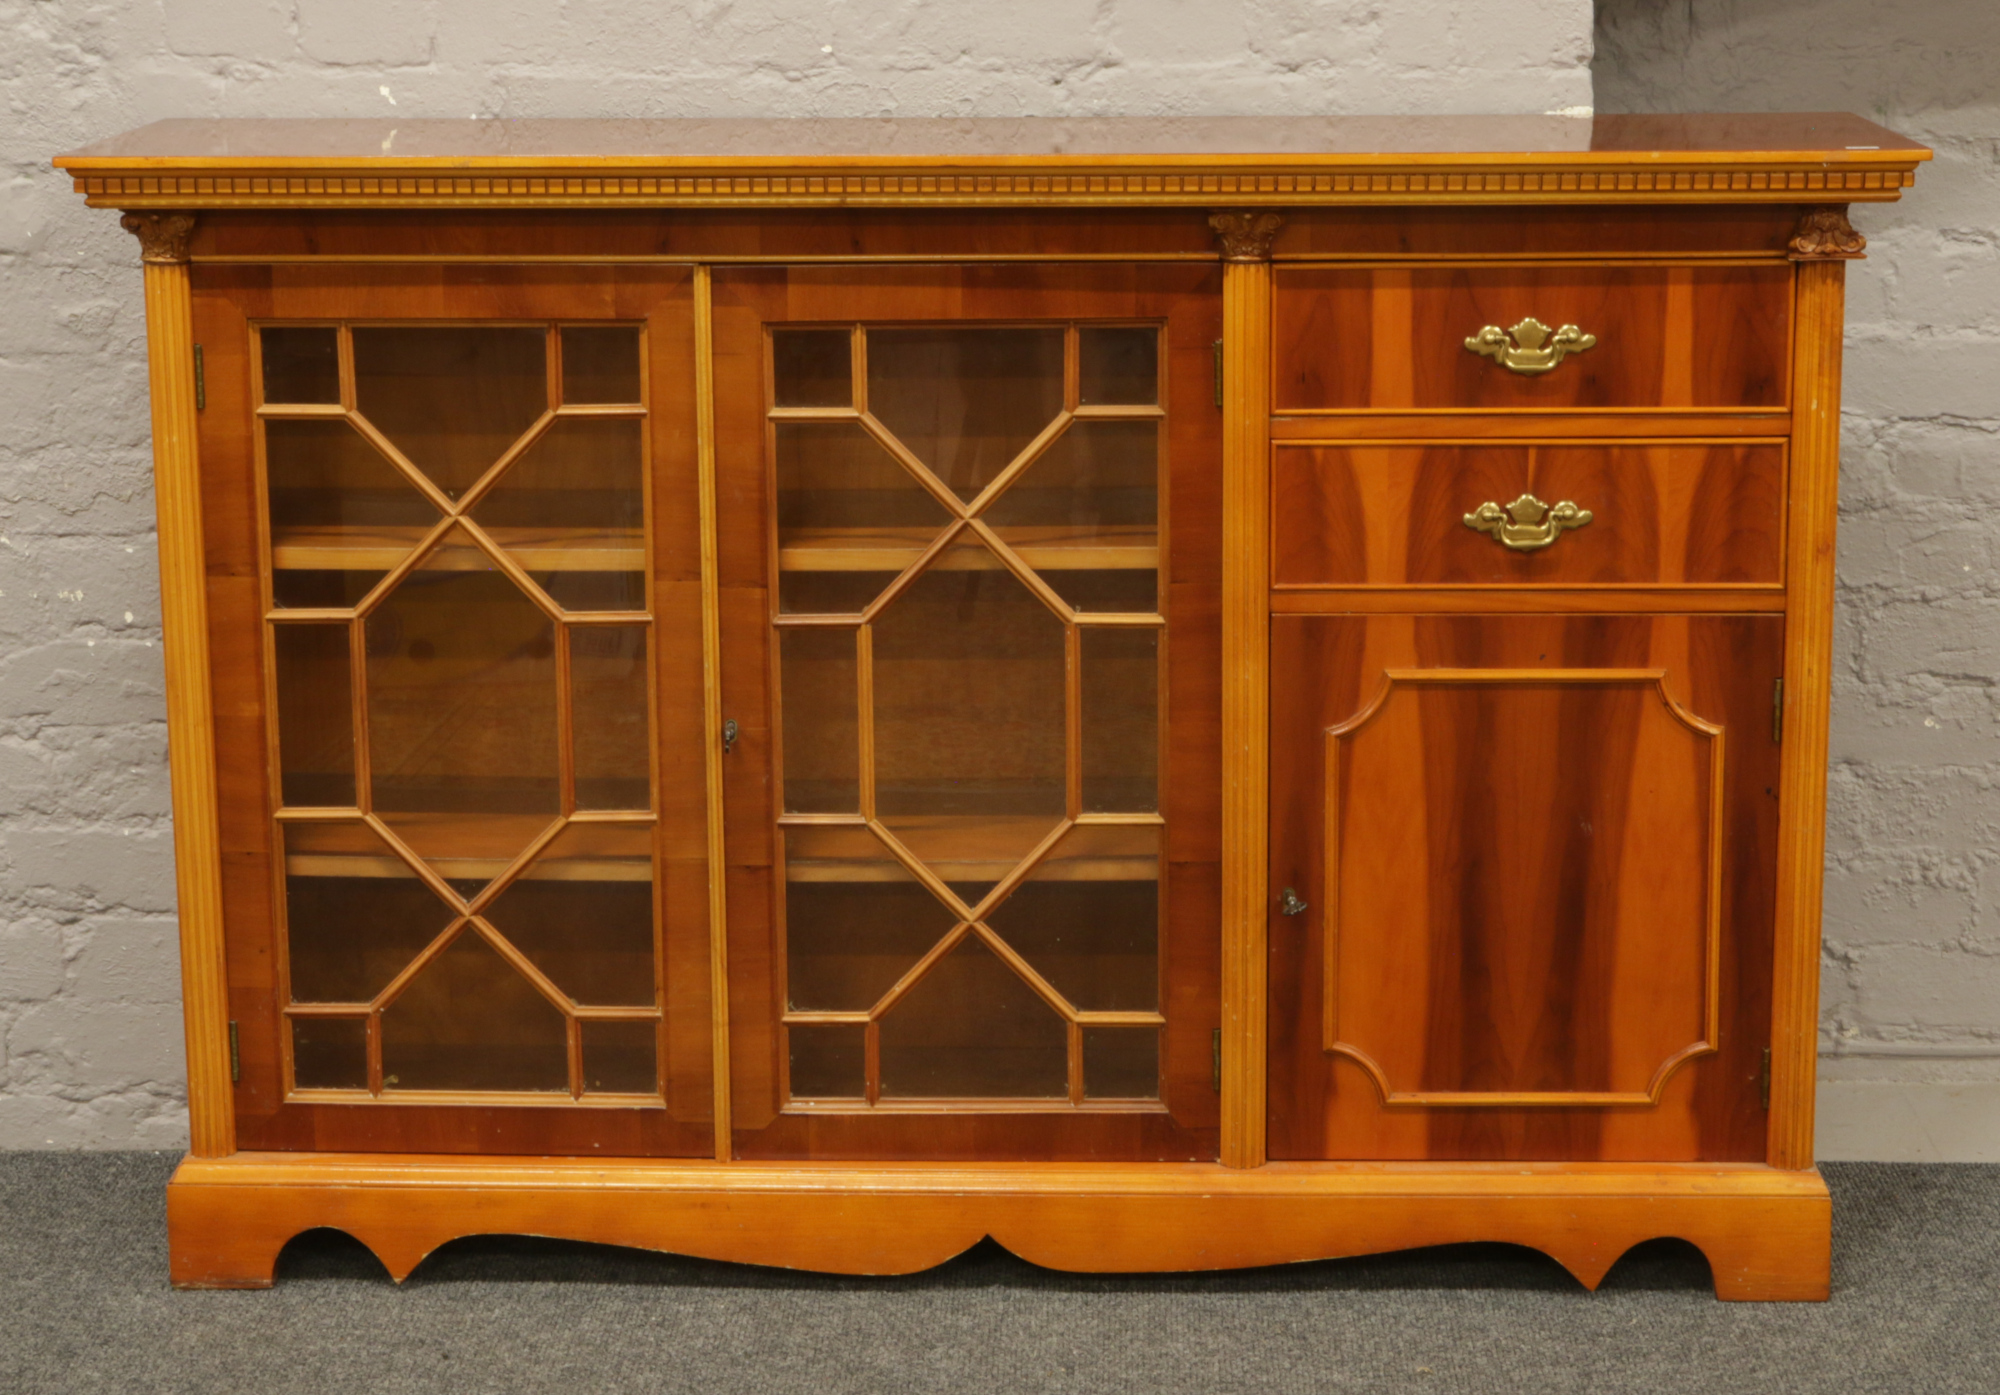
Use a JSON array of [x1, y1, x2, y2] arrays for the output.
[[1273, 263, 1793, 413], [1270, 441, 1786, 589], [1267, 614, 1782, 1163]]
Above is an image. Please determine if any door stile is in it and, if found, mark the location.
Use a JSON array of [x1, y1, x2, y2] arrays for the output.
[[693, 263, 735, 1160]]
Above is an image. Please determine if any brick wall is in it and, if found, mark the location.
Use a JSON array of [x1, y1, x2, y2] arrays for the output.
[[0, 1, 1593, 1147], [1599, 0, 2000, 1159]]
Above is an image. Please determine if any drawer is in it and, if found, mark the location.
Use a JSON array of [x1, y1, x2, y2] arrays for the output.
[[1270, 442, 1785, 588], [1273, 263, 1793, 412]]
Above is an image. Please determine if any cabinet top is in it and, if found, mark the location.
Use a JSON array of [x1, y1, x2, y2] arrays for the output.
[[57, 114, 1927, 212]]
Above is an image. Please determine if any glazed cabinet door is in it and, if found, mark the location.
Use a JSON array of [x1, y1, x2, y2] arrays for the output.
[[193, 266, 715, 1155], [1267, 614, 1781, 1162], [712, 265, 1222, 1159]]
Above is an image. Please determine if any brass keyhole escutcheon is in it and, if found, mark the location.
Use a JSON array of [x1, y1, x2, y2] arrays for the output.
[[1279, 886, 1308, 917], [1464, 316, 1597, 375], [1464, 493, 1593, 552]]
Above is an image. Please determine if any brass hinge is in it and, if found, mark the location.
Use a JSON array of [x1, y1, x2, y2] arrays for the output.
[[1772, 677, 1784, 744], [1759, 1046, 1771, 1111], [1212, 339, 1223, 409], [193, 344, 206, 411], [228, 1020, 240, 1083], [1212, 1027, 1222, 1092]]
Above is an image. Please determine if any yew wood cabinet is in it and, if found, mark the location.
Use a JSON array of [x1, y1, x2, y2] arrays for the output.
[[55, 115, 1928, 1300]]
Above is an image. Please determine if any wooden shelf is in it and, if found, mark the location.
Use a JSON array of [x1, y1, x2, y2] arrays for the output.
[[783, 816, 1158, 884], [281, 815, 652, 883], [271, 525, 643, 572], [778, 525, 1156, 573]]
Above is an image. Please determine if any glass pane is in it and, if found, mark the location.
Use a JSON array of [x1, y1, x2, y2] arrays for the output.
[[571, 625, 651, 810], [352, 326, 547, 499], [1078, 326, 1159, 405], [471, 415, 644, 612], [581, 1019, 658, 1094], [260, 327, 340, 405], [273, 623, 355, 807], [366, 530, 560, 888], [292, 1016, 368, 1090], [380, 928, 569, 1093], [866, 328, 1064, 502], [986, 824, 1159, 1012], [265, 417, 438, 609], [784, 828, 957, 1011], [282, 821, 454, 1003], [871, 560, 1066, 906], [878, 935, 1066, 1099], [984, 420, 1159, 613], [779, 628, 858, 813], [789, 1023, 866, 1098], [481, 823, 656, 1007], [775, 421, 949, 615], [560, 326, 641, 405], [1082, 1027, 1159, 1099], [1081, 627, 1158, 813], [773, 329, 852, 407]]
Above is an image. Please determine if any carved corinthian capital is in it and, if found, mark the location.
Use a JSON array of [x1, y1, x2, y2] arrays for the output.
[[1209, 210, 1285, 263], [120, 211, 198, 264], [1789, 206, 1866, 261]]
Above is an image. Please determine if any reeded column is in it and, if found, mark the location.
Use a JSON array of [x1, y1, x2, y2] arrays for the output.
[[1212, 210, 1283, 1168], [1769, 205, 1865, 1170], [123, 211, 236, 1158]]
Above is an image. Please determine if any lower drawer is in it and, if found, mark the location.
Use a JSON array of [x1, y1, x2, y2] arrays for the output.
[[1270, 441, 1785, 589]]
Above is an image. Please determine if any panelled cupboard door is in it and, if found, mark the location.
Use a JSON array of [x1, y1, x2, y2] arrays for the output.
[[192, 264, 715, 1156], [711, 264, 1222, 1160], [1267, 614, 1781, 1162]]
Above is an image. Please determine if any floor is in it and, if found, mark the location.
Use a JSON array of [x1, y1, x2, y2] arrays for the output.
[[2, 1154, 1994, 1394]]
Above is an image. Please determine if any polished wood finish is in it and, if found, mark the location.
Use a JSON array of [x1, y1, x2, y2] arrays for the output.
[[1273, 264, 1793, 413], [127, 215, 237, 1158], [710, 263, 1222, 1161], [58, 115, 1926, 212], [166, 1151, 1832, 1301], [1218, 217, 1279, 1168], [1768, 259, 1847, 1169], [193, 264, 714, 1156], [69, 116, 1927, 1299], [1267, 615, 1781, 1162], [1271, 441, 1786, 590]]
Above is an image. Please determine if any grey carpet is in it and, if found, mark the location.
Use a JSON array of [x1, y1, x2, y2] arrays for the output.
[[0, 1155, 1992, 1394]]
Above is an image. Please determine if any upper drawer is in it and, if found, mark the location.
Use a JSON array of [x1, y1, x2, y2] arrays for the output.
[[1271, 441, 1786, 589], [1273, 264, 1793, 413]]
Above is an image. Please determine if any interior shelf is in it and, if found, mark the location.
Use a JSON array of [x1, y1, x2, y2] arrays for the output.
[[777, 525, 1157, 573], [282, 815, 652, 883], [783, 816, 1158, 884], [271, 526, 644, 572]]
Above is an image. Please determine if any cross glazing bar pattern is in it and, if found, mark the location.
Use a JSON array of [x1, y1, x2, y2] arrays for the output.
[[772, 323, 1169, 1108], [260, 321, 664, 1104]]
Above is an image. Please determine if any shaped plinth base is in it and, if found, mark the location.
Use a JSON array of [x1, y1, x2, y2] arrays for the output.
[[168, 1153, 1831, 1302]]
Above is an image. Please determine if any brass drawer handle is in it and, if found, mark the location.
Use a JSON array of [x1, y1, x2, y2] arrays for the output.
[[1464, 493, 1592, 551], [1465, 316, 1597, 375]]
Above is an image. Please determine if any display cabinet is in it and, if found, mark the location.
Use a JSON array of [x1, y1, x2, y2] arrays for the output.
[[54, 114, 1928, 1299]]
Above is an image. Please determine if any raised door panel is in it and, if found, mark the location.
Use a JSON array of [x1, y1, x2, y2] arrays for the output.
[[1270, 441, 1786, 589], [1267, 614, 1780, 1162], [194, 265, 714, 1156], [712, 264, 1222, 1161], [1272, 264, 1792, 413]]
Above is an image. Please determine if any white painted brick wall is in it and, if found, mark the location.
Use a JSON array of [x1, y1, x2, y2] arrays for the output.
[[1599, 0, 2000, 1160], [0, 2, 1593, 1148]]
